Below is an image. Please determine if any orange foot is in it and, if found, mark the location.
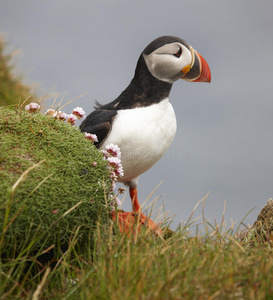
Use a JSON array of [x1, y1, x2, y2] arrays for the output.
[[111, 187, 162, 236], [111, 210, 162, 236]]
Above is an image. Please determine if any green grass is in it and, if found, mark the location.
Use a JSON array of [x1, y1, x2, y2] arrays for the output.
[[75, 226, 273, 300], [1, 216, 273, 299], [1, 194, 273, 299]]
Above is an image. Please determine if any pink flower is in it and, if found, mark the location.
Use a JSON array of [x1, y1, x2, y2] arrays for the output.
[[100, 144, 124, 194], [25, 102, 40, 113], [107, 157, 124, 178], [45, 108, 56, 116], [56, 111, 68, 121], [101, 149, 110, 159], [72, 107, 86, 119], [116, 197, 122, 206], [105, 143, 121, 159], [67, 114, 77, 125], [115, 166, 124, 177], [110, 171, 117, 181], [85, 133, 98, 142], [92, 161, 97, 167], [107, 156, 121, 169]]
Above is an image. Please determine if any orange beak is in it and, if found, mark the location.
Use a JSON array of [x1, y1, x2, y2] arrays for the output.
[[181, 49, 211, 83]]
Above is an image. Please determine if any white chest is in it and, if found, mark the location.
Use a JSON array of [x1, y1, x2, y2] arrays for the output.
[[101, 98, 177, 182]]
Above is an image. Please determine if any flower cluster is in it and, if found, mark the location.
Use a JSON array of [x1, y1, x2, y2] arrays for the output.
[[56, 111, 68, 121], [72, 106, 86, 119], [85, 132, 98, 143], [25, 102, 40, 113], [101, 143, 124, 179], [43, 106, 86, 126], [44, 108, 56, 116], [107, 157, 124, 177], [44, 109, 68, 121], [101, 143, 124, 193], [26, 103, 86, 126], [105, 144, 121, 158], [67, 114, 78, 125]]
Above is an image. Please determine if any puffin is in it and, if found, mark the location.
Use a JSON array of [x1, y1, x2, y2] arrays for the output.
[[80, 36, 211, 234]]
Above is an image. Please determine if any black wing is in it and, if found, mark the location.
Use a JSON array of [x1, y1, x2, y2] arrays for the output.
[[80, 109, 117, 148]]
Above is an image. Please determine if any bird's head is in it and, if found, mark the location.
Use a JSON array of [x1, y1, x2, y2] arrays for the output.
[[143, 36, 211, 84]]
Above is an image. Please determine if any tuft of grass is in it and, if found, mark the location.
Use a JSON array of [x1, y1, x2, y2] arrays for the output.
[[0, 36, 38, 106], [1, 186, 273, 298], [20, 215, 273, 300]]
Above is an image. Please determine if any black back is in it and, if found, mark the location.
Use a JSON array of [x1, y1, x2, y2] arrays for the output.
[[80, 36, 184, 147]]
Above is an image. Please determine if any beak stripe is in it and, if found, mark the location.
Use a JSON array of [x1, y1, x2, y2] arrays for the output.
[[193, 52, 211, 83], [190, 48, 195, 68], [181, 48, 211, 83]]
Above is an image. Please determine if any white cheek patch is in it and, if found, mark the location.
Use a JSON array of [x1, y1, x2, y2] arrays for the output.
[[144, 54, 176, 83], [144, 44, 192, 83], [153, 56, 177, 75]]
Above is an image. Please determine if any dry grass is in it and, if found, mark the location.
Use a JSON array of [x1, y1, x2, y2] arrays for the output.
[[0, 36, 38, 106], [1, 192, 273, 299]]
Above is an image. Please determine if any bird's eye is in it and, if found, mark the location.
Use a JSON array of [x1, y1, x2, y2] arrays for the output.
[[173, 47, 182, 58]]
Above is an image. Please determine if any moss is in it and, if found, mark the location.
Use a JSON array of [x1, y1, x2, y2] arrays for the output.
[[0, 106, 112, 258]]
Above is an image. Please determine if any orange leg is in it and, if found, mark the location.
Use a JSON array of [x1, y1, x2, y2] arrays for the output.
[[129, 187, 141, 212], [111, 187, 162, 236]]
